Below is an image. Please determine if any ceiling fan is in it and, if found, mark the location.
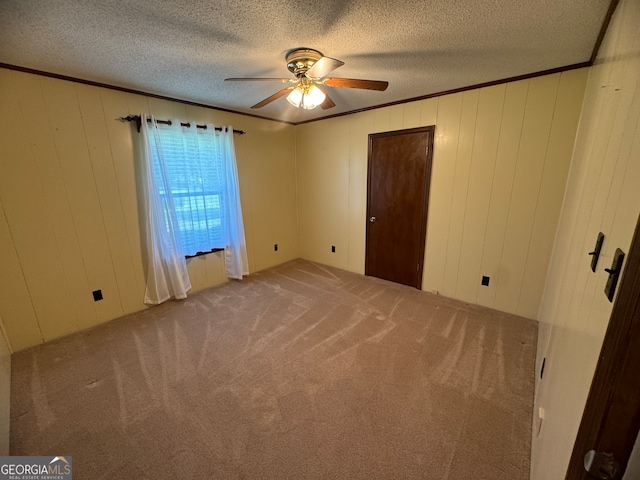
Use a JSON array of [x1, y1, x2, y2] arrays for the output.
[[225, 48, 389, 110]]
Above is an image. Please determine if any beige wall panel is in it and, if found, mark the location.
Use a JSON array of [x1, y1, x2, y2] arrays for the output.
[[476, 80, 529, 308], [372, 107, 391, 134], [0, 72, 83, 342], [146, 97, 177, 119], [599, 99, 640, 239], [590, 17, 640, 243], [262, 124, 298, 270], [241, 121, 297, 272], [0, 200, 42, 350], [388, 104, 405, 131], [186, 256, 208, 292], [348, 110, 376, 273], [297, 119, 350, 268], [79, 87, 144, 316], [216, 112, 237, 127], [609, 121, 640, 245], [456, 84, 505, 303], [17, 74, 98, 330], [534, 72, 606, 374], [184, 104, 210, 124], [77, 84, 142, 318], [170, 101, 189, 120], [531, 0, 640, 477], [548, 79, 617, 340], [249, 125, 288, 270], [422, 93, 462, 293], [442, 89, 479, 297], [0, 313, 10, 455], [402, 101, 421, 129], [518, 70, 588, 318], [494, 74, 560, 314], [203, 251, 227, 288], [8, 72, 92, 336], [419, 98, 439, 127], [125, 91, 150, 117], [242, 126, 274, 272], [40, 77, 121, 328]]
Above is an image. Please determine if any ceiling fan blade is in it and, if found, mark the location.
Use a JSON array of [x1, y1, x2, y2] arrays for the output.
[[306, 56, 345, 79], [320, 92, 336, 110], [323, 78, 389, 91], [251, 87, 293, 108], [225, 78, 294, 82]]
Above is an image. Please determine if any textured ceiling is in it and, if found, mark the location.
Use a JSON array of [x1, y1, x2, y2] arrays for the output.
[[0, 0, 612, 124]]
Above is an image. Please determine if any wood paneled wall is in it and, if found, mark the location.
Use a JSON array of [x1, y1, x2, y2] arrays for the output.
[[0, 70, 298, 351], [532, 0, 640, 477], [0, 313, 10, 455], [0, 65, 591, 352], [296, 70, 588, 319]]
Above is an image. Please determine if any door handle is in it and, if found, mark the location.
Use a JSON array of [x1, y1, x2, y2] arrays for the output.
[[584, 450, 619, 479], [604, 248, 625, 302], [589, 232, 605, 272], [369, 216, 376, 223]]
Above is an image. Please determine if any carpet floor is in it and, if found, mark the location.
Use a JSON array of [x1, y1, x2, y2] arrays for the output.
[[10, 259, 537, 479]]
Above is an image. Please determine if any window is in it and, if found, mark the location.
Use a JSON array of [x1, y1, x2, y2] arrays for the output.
[[149, 124, 226, 256], [138, 115, 248, 305]]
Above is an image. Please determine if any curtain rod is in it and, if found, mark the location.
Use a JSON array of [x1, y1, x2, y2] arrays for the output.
[[119, 115, 245, 135]]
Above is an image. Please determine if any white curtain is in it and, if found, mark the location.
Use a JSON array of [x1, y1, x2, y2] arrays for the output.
[[219, 129, 249, 279], [140, 114, 191, 304], [138, 115, 248, 304]]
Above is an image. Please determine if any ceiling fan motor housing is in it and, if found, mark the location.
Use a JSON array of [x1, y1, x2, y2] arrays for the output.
[[286, 48, 323, 77]]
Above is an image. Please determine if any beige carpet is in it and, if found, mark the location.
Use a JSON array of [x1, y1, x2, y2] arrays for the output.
[[10, 259, 537, 479]]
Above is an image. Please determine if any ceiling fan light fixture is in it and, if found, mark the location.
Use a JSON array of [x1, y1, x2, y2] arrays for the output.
[[286, 86, 304, 107], [302, 84, 326, 109], [227, 48, 387, 110], [287, 83, 326, 110]]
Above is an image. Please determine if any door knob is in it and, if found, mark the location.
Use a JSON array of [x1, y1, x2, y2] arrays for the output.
[[584, 450, 619, 479], [369, 216, 376, 223]]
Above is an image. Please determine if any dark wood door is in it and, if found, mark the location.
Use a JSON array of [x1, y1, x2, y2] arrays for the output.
[[365, 126, 434, 289], [566, 213, 640, 479]]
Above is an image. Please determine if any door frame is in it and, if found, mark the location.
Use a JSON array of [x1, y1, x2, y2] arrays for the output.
[[365, 126, 435, 289], [566, 212, 640, 479]]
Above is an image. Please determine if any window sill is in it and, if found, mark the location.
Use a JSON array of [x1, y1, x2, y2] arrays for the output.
[[185, 248, 224, 259]]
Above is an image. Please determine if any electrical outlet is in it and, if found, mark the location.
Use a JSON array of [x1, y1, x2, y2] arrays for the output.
[[274, 244, 278, 252], [331, 245, 336, 253], [92, 289, 103, 301], [481, 275, 490, 286]]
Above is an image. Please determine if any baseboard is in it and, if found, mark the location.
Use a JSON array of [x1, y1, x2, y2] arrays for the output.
[[0, 314, 11, 455]]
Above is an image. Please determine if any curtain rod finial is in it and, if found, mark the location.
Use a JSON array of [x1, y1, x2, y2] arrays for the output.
[[119, 115, 142, 132]]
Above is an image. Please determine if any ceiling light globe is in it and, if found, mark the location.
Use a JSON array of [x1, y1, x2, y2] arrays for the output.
[[287, 87, 303, 107], [301, 85, 326, 109]]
